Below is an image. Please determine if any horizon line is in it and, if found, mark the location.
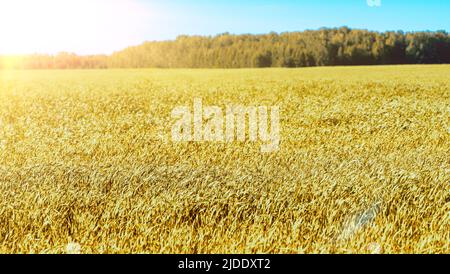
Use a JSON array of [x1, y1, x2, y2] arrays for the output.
[[0, 26, 448, 56]]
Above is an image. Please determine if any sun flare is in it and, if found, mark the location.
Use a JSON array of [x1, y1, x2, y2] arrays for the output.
[[0, 0, 152, 55]]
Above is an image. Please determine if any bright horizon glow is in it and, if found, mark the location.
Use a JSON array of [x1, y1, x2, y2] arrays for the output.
[[0, 0, 449, 55], [0, 0, 156, 55]]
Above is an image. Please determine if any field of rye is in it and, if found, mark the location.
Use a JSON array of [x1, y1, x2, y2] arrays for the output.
[[0, 65, 448, 254]]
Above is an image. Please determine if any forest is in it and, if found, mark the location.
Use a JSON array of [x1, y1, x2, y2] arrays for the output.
[[1, 27, 449, 69]]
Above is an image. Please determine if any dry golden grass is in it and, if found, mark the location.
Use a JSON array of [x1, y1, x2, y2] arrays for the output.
[[0, 65, 449, 254]]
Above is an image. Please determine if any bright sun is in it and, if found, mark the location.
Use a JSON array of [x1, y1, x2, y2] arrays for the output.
[[0, 0, 152, 55]]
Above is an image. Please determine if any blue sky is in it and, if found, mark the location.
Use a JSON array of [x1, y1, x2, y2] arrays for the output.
[[147, 0, 449, 39], [0, 0, 448, 54]]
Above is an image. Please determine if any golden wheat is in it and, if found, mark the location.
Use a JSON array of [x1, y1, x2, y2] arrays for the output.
[[0, 65, 449, 254]]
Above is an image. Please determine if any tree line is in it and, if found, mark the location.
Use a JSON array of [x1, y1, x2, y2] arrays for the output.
[[1, 27, 449, 69]]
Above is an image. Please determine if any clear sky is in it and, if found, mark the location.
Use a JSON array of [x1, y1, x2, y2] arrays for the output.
[[0, 0, 448, 55]]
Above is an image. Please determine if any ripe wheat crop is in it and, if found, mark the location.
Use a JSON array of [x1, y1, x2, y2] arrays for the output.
[[0, 65, 449, 253]]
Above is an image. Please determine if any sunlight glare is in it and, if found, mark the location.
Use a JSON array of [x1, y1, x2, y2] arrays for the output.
[[0, 0, 153, 54]]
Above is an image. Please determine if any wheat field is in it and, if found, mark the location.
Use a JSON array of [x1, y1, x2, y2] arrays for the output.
[[0, 65, 449, 254]]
